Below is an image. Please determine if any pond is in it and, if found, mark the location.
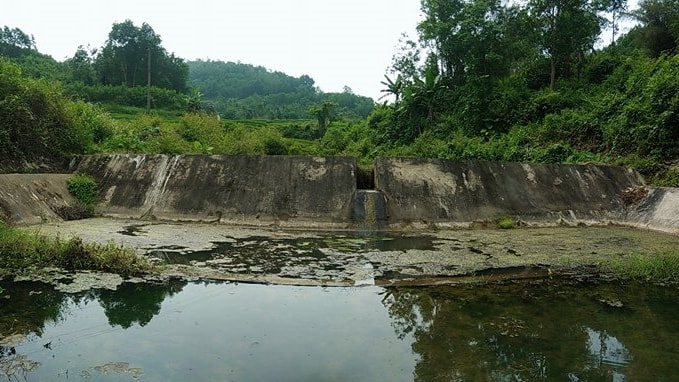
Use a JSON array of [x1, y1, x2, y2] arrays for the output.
[[2, 279, 678, 381]]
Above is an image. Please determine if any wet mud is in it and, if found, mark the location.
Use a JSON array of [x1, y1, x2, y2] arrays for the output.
[[15, 218, 679, 288]]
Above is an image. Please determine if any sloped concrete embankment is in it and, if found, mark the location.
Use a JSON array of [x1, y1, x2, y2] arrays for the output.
[[2, 155, 678, 232], [74, 154, 357, 227], [626, 187, 679, 235], [0, 174, 77, 225], [375, 157, 646, 227]]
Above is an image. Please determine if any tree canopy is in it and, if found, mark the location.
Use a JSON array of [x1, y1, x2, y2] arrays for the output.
[[95, 20, 188, 92]]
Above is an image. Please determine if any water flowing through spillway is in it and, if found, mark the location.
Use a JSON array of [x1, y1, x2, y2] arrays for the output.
[[351, 189, 387, 232]]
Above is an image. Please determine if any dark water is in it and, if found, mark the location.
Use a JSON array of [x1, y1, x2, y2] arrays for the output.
[[146, 234, 436, 274], [1, 279, 679, 381]]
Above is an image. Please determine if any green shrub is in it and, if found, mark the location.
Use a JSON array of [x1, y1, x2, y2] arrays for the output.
[[649, 167, 679, 187], [66, 100, 117, 148], [264, 137, 288, 155], [0, 58, 87, 160], [496, 216, 515, 229], [527, 89, 581, 121], [531, 143, 574, 163], [67, 174, 97, 215], [178, 113, 224, 147]]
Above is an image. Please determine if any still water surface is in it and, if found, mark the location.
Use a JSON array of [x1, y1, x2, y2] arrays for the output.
[[1, 279, 678, 381]]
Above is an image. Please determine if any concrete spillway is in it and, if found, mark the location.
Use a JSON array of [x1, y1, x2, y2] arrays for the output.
[[73, 154, 357, 228], [0, 174, 77, 225], [375, 157, 645, 227], [351, 190, 387, 233], [2, 154, 678, 234]]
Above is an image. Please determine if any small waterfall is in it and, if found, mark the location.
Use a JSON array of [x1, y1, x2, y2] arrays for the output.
[[352, 190, 387, 233]]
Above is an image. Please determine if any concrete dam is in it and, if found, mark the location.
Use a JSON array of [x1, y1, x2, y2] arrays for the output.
[[1, 154, 678, 233]]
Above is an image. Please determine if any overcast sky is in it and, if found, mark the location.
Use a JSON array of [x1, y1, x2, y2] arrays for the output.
[[3, 0, 423, 100]]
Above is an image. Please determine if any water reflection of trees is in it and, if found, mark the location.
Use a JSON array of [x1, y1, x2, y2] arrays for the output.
[[1, 279, 186, 379], [0, 279, 187, 339], [95, 279, 186, 328], [382, 282, 679, 381], [0, 281, 69, 338]]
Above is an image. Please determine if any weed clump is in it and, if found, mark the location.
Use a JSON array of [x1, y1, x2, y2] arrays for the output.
[[0, 222, 151, 277], [604, 250, 679, 284], [65, 174, 97, 218], [496, 216, 516, 229]]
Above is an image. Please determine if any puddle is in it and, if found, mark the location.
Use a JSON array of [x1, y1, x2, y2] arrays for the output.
[[118, 224, 148, 237], [321, 234, 438, 252], [1, 279, 679, 380], [9, 218, 679, 379]]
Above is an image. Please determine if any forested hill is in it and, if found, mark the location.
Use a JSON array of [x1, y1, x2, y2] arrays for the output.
[[0, 24, 374, 121], [188, 60, 315, 98], [187, 60, 374, 120]]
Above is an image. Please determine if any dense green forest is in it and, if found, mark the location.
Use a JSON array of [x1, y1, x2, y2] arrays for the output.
[[187, 60, 375, 120], [1, 0, 679, 185]]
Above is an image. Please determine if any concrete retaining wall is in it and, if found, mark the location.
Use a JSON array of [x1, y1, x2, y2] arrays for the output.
[[627, 187, 679, 235], [0, 174, 77, 225], [74, 154, 357, 226], [375, 157, 645, 226], [2, 155, 678, 233]]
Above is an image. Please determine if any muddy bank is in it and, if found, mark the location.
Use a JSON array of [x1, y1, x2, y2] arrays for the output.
[[18, 217, 679, 288]]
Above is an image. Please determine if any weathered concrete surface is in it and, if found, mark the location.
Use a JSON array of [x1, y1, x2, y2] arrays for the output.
[[74, 154, 357, 227], [375, 157, 645, 227], [627, 187, 679, 235], [2, 155, 679, 233], [0, 174, 76, 225]]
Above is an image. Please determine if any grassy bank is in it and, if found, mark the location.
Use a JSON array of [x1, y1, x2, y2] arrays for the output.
[[0, 222, 152, 277], [603, 249, 679, 284]]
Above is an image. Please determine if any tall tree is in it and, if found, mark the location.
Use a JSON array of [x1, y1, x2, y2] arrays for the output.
[[0, 26, 35, 57], [633, 0, 679, 55], [409, 0, 534, 136], [309, 100, 338, 135], [94, 20, 187, 92], [65, 45, 97, 85], [604, 0, 628, 45], [528, 0, 603, 89], [418, 0, 518, 84]]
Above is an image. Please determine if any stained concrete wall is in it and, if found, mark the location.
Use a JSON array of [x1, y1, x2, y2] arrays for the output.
[[3, 155, 677, 233], [0, 174, 77, 225], [627, 187, 679, 235], [375, 157, 645, 226], [74, 154, 357, 226]]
